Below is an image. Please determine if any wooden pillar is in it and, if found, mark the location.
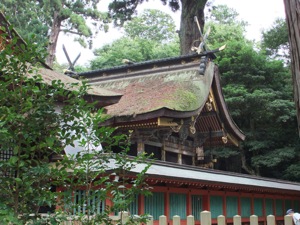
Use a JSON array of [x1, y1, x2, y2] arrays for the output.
[[251, 194, 254, 215], [250, 215, 258, 225], [223, 194, 226, 218], [137, 139, 145, 155], [106, 193, 114, 215], [166, 189, 170, 222], [178, 152, 182, 164], [203, 194, 210, 211], [139, 193, 145, 215], [187, 215, 195, 225], [267, 215, 275, 225], [147, 215, 154, 225], [160, 215, 167, 225], [218, 215, 226, 225], [238, 193, 241, 216], [187, 190, 192, 216], [201, 211, 211, 225], [173, 215, 181, 225], [162, 140, 166, 161], [233, 215, 241, 225], [285, 215, 293, 225]]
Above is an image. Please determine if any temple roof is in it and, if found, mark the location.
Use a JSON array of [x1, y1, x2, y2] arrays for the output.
[[80, 53, 245, 146], [36, 68, 122, 107], [86, 59, 213, 117], [132, 160, 300, 195]]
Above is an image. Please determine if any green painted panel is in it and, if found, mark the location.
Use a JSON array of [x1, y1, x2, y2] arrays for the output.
[[73, 190, 105, 215], [128, 195, 139, 215], [144, 192, 164, 220], [192, 195, 202, 220], [210, 196, 223, 218], [294, 200, 299, 211], [241, 197, 251, 218], [226, 196, 238, 218], [276, 199, 283, 216], [254, 198, 263, 217], [265, 198, 274, 216], [285, 200, 292, 212], [170, 193, 187, 219]]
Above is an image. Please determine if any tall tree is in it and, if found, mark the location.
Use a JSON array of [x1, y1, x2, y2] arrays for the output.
[[1, 0, 109, 67], [206, 5, 300, 181], [90, 9, 179, 69], [261, 18, 289, 62], [108, 0, 208, 55], [283, 0, 300, 135], [124, 9, 176, 42]]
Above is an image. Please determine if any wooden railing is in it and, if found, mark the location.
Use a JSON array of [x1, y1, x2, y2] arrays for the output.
[[39, 211, 294, 225]]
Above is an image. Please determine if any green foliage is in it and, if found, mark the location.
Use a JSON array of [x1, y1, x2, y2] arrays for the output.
[[90, 9, 179, 70], [124, 9, 177, 42], [208, 4, 246, 26], [261, 18, 290, 61], [1, 0, 110, 66], [206, 5, 300, 181], [205, 4, 248, 50], [0, 28, 151, 223], [217, 38, 299, 179], [108, 0, 180, 26], [1, 1, 49, 50], [90, 36, 179, 69]]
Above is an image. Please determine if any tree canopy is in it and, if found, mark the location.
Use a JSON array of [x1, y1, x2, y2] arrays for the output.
[[2, 0, 211, 68], [108, 0, 209, 55], [90, 9, 180, 69], [124, 9, 177, 42], [283, 0, 300, 136], [1, 0, 110, 67], [261, 18, 289, 62], [206, 5, 300, 181]]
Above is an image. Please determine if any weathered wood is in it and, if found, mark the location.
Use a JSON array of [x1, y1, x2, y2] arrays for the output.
[[233, 215, 241, 225], [46, 11, 61, 67], [56, 212, 295, 225], [173, 215, 181, 225], [267, 215, 276, 225], [147, 215, 153, 225], [201, 211, 211, 225], [285, 215, 294, 225], [159, 215, 167, 225], [179, 0, 208, 55], [284, 0, 300, 135], [218, 215, 226, 225], [187, 215, 195, 225], [250, 215, 258, 225]]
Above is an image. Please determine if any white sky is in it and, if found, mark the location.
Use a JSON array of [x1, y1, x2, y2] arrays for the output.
[[56, 0, 286, 66]]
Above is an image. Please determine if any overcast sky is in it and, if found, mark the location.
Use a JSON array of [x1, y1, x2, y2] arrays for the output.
[[56, 0, 286, 66]]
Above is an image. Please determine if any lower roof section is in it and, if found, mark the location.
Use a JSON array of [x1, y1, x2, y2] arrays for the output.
[[121, 160, 300, 194]]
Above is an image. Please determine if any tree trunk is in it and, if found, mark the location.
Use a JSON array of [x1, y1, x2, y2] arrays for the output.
[[240, 145, 257, 176], [46, 11, 61, 67], [284, 0, 300, 135], [179, 0, 207, 55]]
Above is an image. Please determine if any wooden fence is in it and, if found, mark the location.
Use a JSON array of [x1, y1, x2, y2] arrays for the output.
[[40, 211, 294, 225]]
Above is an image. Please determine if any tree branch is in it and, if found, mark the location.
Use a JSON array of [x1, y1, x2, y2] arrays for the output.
[[60, 29, 83, 36], [240, 146, 257, 175]]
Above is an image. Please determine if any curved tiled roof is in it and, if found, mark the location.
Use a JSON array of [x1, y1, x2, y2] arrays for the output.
[[81, 53, 245, 145], [37, 68, 122, 98], [91, 61, 214, 117]]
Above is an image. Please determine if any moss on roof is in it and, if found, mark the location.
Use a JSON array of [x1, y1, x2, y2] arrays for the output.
[[92, 61, 215, 117]]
